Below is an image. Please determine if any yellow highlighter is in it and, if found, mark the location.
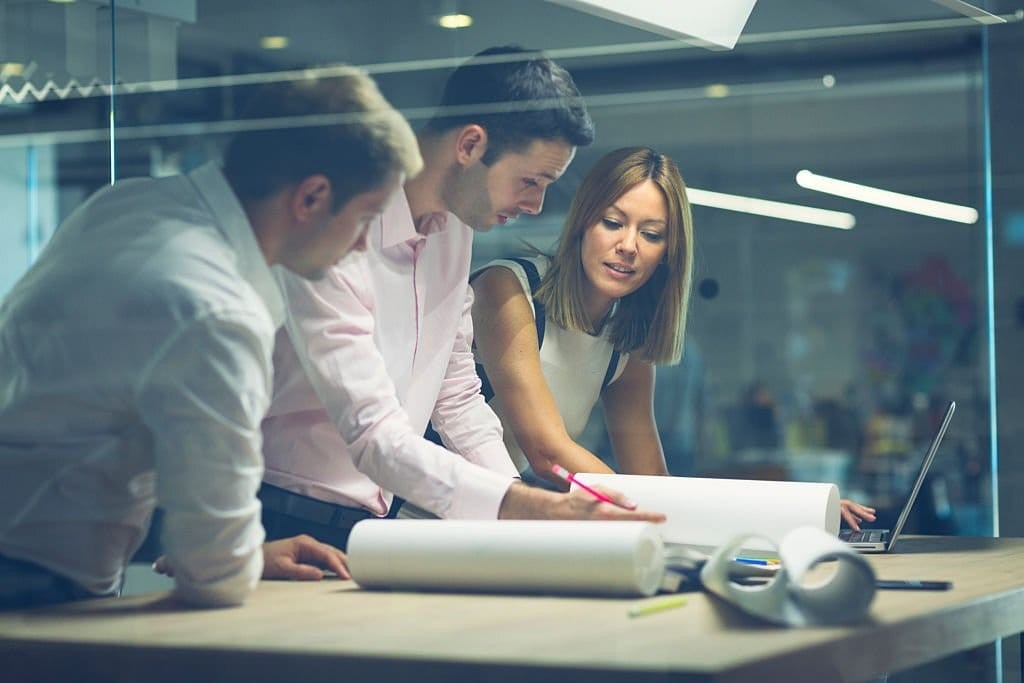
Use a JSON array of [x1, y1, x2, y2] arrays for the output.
[[628, 595, 688, 618]]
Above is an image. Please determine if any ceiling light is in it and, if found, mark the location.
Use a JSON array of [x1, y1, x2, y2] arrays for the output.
[[687, 187, 856, 230], [259, 36, 289, 50], [1, 63, 25, 79], [438, 13, 473, 29], [703, 83, 730, 98], [796, 170, 978, 224], [48, 0, 77, 4]]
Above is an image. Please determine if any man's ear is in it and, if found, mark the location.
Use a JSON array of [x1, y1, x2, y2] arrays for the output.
[[290, 174, 333, 222], [454, 124, 488, 166]]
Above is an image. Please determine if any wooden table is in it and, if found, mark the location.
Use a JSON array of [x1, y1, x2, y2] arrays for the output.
[[1, 536, 1023, 682]]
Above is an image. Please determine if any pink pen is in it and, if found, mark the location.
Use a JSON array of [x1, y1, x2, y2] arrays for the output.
[[551, 464, 632, 508]]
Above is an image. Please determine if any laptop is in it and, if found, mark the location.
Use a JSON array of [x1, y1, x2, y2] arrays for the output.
[[839, 400, 956, 553]]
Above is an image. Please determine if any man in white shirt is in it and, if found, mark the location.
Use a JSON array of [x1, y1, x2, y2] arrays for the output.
[[0, 69, 422, 609], [261, 47, 666, 549]]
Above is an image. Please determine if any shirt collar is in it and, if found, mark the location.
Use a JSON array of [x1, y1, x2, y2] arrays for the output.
[[187, 162, 286, 328], [379, 188, 451, 248]]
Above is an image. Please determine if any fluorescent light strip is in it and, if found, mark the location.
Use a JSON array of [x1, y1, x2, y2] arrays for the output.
[[796, 170, 979, 224], [687, 187, 855, 230]]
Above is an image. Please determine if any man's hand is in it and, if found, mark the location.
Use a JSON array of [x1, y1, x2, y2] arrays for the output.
[[840, 499, 876, 532], [498, 482, 666, 522], [262, 535, 350, 581], [152, 534, 350, 581]]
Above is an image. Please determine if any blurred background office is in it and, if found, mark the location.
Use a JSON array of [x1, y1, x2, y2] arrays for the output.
[[1, 1, 1022, 680]]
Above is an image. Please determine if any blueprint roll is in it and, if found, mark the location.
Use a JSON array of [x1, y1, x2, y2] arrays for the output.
[[574, 474, 840, 551], [348, 520, 665, 597]]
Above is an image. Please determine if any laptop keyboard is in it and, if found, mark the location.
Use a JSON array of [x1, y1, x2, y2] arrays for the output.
[[842, 530, 886, 544]]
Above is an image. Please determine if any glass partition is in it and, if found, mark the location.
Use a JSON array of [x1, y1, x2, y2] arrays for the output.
[[471, 4, 1004, 550], [2, 2, 1022, 678], [1, 0, 1015, 547], [0, 0, 113, 292], [1, 0, 1015, 532]]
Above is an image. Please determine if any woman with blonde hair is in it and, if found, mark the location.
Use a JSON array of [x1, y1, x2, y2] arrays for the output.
[[472, 146, 874, 529]]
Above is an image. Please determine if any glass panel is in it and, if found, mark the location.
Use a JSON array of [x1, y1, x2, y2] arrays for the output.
[[472, 2, 1002, 543], [5, 0, 1015, 545], [3, 2, 1016, 529], [2, 0, 1024, 675], [0, 0, 113, 296], [3, 0, 1022, 677]]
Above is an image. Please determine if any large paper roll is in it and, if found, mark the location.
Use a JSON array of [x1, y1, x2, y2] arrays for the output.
[[348, 520, 665, 597], [575, 474, 840, 551]]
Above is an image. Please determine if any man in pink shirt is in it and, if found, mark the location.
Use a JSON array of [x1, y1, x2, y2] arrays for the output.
[[260, 47, 665, 548]]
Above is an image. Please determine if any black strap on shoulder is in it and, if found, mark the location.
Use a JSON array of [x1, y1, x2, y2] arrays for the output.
[[602, 350, 621, 392], [471, 257, 546, 404], [505, 257, 545, 347]]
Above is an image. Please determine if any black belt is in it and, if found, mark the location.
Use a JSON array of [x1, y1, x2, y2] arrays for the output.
[[0, 553, 101, 609], [258, 483, 374, 528]]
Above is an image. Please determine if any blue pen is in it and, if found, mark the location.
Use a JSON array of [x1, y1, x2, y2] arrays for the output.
[[734, 557, 780, 566]]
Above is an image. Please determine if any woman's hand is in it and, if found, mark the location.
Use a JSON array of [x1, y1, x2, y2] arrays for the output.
[[840, 499, 877, 532]]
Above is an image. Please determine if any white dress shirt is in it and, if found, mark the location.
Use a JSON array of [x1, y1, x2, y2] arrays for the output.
[[0, 163, 279, 606], [263, 189, 517, 519]]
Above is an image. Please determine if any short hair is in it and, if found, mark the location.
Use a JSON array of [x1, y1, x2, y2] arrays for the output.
[[536, 147, 694, 365], [224, 67, 422, 210], [422, 46, 595, 164]]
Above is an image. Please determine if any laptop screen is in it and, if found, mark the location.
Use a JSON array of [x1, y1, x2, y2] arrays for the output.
[[885, 401, 956, 550]]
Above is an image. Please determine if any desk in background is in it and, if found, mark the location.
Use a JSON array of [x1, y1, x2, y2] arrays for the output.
[[1, 536, 1023, 682]]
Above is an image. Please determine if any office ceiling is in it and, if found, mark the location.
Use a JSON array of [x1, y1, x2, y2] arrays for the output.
[[160, 0, 1016, 208], [2, 0, 1021, 245], [4, 2, 1017, 165], [174, 0, 986, 70], [1, 0, 1020, 408]]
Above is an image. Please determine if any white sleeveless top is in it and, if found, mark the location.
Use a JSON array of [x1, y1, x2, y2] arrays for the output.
[[473, 256, 628, 473]]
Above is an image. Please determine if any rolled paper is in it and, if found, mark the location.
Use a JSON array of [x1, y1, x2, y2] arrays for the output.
[[348, 520, 665, 597], [700, 526, 876, 626], [575, 474, 840, 551]]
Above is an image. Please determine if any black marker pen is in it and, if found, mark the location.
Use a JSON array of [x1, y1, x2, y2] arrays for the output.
[[876, 580, 952, 590]]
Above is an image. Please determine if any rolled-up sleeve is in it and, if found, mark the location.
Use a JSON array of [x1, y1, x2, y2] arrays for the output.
[[430, 285, 519, 478], [278, 258, 514, 520], [136, 312, 268, 607]]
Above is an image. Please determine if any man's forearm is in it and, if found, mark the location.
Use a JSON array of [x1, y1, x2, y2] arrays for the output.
[[497, 482, 564, 520]]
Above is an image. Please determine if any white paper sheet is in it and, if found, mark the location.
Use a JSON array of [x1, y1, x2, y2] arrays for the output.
[[700, 526, 876, 626], [574, 474, 840, 551], [347, 520, 665, 597], [545, 0, 758, 49]]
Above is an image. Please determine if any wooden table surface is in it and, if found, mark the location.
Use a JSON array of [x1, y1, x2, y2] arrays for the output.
[[2, 536, 1023, 682]]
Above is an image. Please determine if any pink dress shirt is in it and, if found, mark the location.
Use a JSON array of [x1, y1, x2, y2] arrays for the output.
[[262, 189, 518, 519]]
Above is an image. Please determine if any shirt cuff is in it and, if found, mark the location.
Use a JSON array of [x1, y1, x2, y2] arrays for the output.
[[460, 440, 521, 478], [172, 549, 262, 608], [447, 464, 517, 520]]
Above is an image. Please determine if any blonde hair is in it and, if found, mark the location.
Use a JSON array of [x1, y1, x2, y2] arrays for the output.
[[535, 147, 693, 364]]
